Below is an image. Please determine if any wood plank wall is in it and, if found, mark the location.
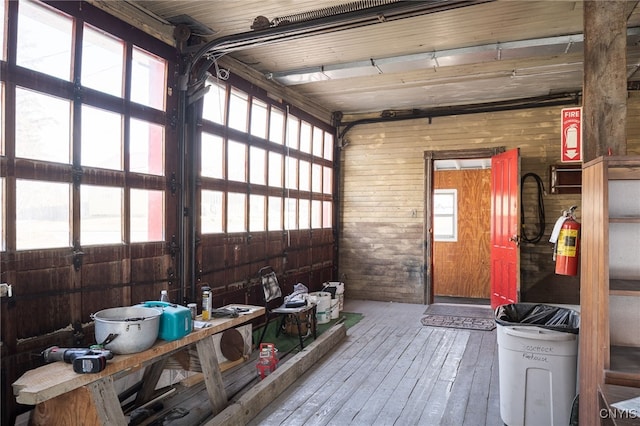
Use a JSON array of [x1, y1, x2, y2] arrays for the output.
[[339, 93, 640, 304]]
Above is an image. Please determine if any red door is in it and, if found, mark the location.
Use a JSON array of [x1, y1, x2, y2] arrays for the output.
[[490, 148, 520, 309]]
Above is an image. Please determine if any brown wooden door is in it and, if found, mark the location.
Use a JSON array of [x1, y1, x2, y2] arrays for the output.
[[433, 169, 491, 298]]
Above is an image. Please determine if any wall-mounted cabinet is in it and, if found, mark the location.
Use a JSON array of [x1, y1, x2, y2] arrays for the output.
[[550, 164, 582, 194], [580, 156, 640, 425]]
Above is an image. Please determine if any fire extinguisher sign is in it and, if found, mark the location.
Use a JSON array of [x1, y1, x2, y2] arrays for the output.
[[561, 107, 583, 163]]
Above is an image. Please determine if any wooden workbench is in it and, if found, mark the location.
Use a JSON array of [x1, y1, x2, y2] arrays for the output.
[[13, 305, 264, 426]]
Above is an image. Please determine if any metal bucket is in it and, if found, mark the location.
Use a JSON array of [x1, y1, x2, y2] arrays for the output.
[[92, 306, 162, 354]]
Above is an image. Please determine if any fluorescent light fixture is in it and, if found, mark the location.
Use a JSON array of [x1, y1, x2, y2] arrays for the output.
[[266, 28, 640, 86]]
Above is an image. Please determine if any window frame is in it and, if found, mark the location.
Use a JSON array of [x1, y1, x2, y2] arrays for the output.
[[433, 189, 458, 242]]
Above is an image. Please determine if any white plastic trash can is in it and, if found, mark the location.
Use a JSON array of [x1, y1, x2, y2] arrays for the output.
[[497, 324, 578, 426]]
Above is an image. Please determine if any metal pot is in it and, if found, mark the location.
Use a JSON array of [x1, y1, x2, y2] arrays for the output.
[[92, 306, 162, 354]]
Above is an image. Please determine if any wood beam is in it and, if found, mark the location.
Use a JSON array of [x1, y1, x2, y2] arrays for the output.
[[583, 0, 628, 161]]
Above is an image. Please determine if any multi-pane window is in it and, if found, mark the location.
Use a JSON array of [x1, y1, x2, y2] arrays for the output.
[[199, 76, 334, 235], [3, 0, 170, 250]]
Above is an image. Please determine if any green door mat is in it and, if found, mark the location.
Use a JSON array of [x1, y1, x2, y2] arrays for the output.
[[253, 312, 363, 355]]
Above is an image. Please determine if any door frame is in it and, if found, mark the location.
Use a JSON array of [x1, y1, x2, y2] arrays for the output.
[[423, 147, 505, 305]]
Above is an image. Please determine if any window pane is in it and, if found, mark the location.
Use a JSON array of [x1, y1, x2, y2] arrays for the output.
[[0, 1, 5, 61], [0, 83, 3, 155], [300, 121, 312, 153], [16, 88, 71, 163], [286, 115, 299, 149], [201, 190, 223, 234], [434, 189, 458, 241], [312, 164, 322, 193], [268, 152, 282, 187], [299, 160, 310, 191], [286, 157, 298, 189], [130, 118, 164, 175], [312, 127, 323, 157], [81, 185, 123, 245], [17, 0, 72, 80], [250, 147, 266, 185], [268, 196, 282, 231], [227, 192, 246, 232], [81, 105, 122, 170], [250, 98, 267, 139], [311, 200, 322, 229], [249, 194, 265, 232], [82, 25, 124, 97], [16, 180, 70, 250], [322, 201, 333, 228], [201, 133, 224, 179], [131, 46, 166, 110], [284, 198, 297, 230], [434, 216, 456, 240], [131, 189, 164, 242], [203, 80, 226, 124], [228, 89, 248, 132], [0, 178, 4, 250], [299, 199, 310, 230], [324, 131, 334, 161], [228, 140, 247, 182], [269, 108, 284, 144], [323, 166, 333, 194]]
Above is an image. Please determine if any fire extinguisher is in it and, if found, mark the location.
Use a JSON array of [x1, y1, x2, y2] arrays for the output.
[[549, 205, 581, 276]]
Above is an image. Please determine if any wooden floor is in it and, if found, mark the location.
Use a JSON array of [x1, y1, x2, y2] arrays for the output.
[[247, 299, 502, 426]]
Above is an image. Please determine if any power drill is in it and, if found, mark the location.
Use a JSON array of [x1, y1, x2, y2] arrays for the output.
[[42, 346, 114, 374]]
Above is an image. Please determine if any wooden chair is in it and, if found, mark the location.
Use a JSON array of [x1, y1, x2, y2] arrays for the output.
[[257, 266, 317, 350]]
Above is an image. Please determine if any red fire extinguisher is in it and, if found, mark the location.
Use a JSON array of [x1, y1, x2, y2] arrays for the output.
[[550, 205, 581, 276]]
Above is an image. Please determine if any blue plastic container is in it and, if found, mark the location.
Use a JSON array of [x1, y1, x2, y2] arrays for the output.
[[142, 301, 192, 341]]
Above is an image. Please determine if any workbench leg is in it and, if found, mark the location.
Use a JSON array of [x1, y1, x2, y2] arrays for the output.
[[89, 376, 127, 425], [134, 357, 168, 405], [196, 336, 227, 415], [31, 376, 126, 426]]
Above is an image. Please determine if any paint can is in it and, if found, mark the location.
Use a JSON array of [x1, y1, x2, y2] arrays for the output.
[[310, 291, 331, 324]]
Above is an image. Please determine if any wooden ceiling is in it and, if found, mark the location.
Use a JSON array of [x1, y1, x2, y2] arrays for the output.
[[115, 0, 640, 115]]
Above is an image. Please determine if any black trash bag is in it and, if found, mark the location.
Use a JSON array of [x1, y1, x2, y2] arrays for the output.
[[495, 303, 580, 334], [321, 285, 337, 298]]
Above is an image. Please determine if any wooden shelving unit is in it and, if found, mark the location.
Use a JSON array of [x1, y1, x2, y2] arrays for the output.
[[580, 156, 640, 425]]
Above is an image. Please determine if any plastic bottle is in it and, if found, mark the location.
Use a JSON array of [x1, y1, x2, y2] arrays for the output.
[[201, 287, 211, 320], [160, 290, 169, 302]]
